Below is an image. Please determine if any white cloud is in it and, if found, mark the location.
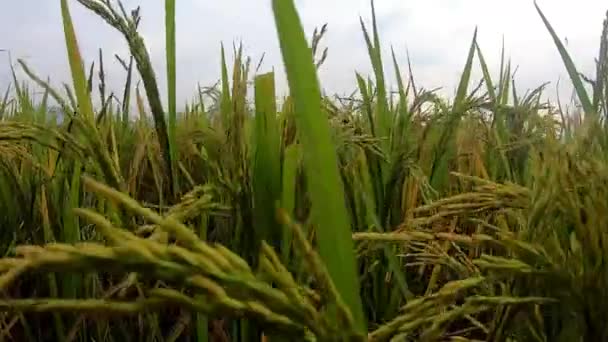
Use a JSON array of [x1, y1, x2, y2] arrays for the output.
[[0, 0, 606, 108]]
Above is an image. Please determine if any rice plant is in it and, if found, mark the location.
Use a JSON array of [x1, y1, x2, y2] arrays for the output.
[[0, 0, 607, 341]]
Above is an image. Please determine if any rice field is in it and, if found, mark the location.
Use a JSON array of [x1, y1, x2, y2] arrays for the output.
[[0, 0, 607, 341]]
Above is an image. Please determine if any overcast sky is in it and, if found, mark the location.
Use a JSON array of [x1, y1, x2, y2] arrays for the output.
[[1, 0, 606, 109]]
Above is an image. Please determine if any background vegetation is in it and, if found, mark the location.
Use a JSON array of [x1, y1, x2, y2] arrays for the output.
[[0, 0, 607, 341]]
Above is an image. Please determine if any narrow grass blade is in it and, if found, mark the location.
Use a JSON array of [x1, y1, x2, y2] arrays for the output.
[[500, 60, 511, 106], [391, 47, 411, 147], [535, 1, 594, 117], [86, 61, 95, 94], [0, 84, 11, 119], [406, 49, 418, 97], [280, 143, 300, 264], [220, 44, 232, 127], [360, 1, 390, 156], [59, 0, 89, 315], [356, 73, 375, 135], [253, 72, 282, 252], [63, 83, 77, 111], [355, 72, 385, 218], [165, 0, 178, 194], [271, 0, 366, 333], [10, 53, 30, 114], [60, 0, 94, 120], [476, 42, 496, 103], [121, 56, 134, 127], [98, 49, 106, 108], [17, 59, 73, 116], [429, 29, 477, 190], [454, 27, 478, 109]]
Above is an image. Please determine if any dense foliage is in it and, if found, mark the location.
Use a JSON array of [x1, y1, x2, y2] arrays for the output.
[[0, 0, 607, 341]]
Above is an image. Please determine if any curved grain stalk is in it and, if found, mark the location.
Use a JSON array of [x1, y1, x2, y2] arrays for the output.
[[74, 0, 175, 197]]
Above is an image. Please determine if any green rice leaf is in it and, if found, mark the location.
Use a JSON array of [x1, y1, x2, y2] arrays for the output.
[[60, 0, 94, 121], [253, 72, 282, 251], [476, 42, 497, 103], [271, 0, 366, 333], [166, 0, 178, 194], [535, 1, 594, 117]]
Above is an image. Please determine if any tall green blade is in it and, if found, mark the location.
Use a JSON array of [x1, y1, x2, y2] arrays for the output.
[[60, 0, 94, 121], [391, 47, 411, 146], [59, 0, 88, 306], [497, 37, 506, 106], [476, 42, 497, 103], [370, 0, 390, 147], [10, 53, 31, 114], [429, 28, 477, 190], [280, 143, 300, 263], [360, 0, 390, 156], [121, 56, 134, 127], [253, 72, 282, 251], [355, 72, 384, 217], [500, 60, 512, 106], [0, 85, 11, 119], [165, 0, 178, 194], [271, 0, 366, 334], [356, 73, 375, 135], [86, 61, 95, 94], [220, 44, 232, 127], [253, 73, 283, 342], [535, 1, 594, 117], [454, 27, 478, 109]]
